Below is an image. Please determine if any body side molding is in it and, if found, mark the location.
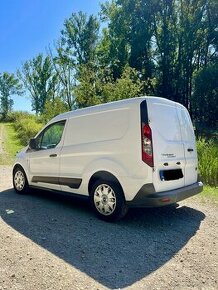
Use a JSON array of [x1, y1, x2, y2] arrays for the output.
[[32, 176, 82, 189]]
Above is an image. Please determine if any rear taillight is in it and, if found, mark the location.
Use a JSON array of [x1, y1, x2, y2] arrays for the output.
[[141, 124, 153, 167]]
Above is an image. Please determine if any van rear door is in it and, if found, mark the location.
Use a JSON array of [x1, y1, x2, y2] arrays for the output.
[[145, 98, 198, 193], [145, 98, 183, 192], [176, 104, 198, 186]]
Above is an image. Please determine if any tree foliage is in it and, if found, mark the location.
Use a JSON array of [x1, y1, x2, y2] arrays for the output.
[[41, 97, 69, 123], [49, 42, 76, 110], [99, 0, 217, 124], [192, 64, 218, 127], [18, 54, 58, 115], [1, 1, 217, 128], [75, 65, 143, 108], [61, 12, 99, 66], [0, 72, 23, 119], [102, 66, 143, 102]]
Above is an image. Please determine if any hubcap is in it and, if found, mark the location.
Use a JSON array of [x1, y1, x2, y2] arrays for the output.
[[14, 170, 25, 191], [94, 184, 116, 216]]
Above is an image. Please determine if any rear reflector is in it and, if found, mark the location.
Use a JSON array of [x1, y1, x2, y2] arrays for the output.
[[160, 197, 171, 203]]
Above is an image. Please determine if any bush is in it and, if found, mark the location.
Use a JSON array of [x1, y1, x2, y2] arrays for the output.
[[197, 138, 218, 187], [15, 118, 43, 145], [7, 111, 35, 122], [10, 111, 44, 146]]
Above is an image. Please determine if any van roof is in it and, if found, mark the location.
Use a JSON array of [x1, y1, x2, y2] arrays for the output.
[[50, 96, 175, 123]]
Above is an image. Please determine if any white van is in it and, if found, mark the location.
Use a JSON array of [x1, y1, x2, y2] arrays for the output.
[[13, 97, 203, 221]]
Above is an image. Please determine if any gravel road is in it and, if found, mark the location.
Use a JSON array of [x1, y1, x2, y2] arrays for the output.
[[0, 165, 217, 290]]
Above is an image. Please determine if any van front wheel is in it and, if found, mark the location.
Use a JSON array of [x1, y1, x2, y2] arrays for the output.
[[90, 180, 128, 222], [13, 166, 29, 194]]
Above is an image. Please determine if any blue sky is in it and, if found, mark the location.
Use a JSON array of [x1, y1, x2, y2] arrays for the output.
[[0, 0, 102, 112]]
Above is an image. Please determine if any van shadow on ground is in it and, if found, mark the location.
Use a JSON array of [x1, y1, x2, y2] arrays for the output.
[[0, 188, 205, 289]]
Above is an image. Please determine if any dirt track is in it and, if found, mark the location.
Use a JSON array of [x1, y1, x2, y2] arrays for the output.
[[0, 165, 217, 289]]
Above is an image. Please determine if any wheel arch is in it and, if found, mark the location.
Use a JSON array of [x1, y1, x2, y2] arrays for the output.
[[13, 163, 25, 174], [88, 170, 124, 196], [13, 163, 30, 183]]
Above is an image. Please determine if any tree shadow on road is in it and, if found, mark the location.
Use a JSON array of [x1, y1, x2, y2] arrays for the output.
[[0, 188, 205, 289]]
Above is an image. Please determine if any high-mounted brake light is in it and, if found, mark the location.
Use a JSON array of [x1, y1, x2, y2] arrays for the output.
[[141, 123, 153, 167]]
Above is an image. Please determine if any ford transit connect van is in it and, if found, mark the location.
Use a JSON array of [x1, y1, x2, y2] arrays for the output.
[[13, 97, 203, 221]]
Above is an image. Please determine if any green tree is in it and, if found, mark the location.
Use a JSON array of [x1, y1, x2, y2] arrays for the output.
[[152, 0, 177, 100], [100, 0, 157, 91], [74, 64, 102, 108], [0, 72, 23, 119], [12, 0, 217, 131], [119, 0, 155, 82], [49, 41, 76, 110], [42, 97, 69, 123], [75, 65, 143, 107], [103, 66, 143, 101], [18, 54, 58, 115], [60, 12, 100, 109], [203, 0, 218, 65], [62, 12, 99, 66], [176, 0, 209, 109], [99, 0, 217, 117], [192, 64, 218, 127], [100, 1, 130, 79]]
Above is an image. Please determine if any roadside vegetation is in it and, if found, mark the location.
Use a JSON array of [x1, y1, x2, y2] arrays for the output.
[[8, 111, 43, 146], [0, 123, 23, 165], [197, 138, 218, 187], [199, 185, 218, 205], [197, 138, 218, 203], [0, 112, 43, 165]]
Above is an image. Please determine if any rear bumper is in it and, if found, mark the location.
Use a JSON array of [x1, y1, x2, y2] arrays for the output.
[[128, 181, 203, 207]]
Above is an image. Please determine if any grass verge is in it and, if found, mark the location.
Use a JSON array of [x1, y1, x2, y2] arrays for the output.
[[0, 123, 23, 165], [197, 138, 218, 187], [199, 185, 218, 205]]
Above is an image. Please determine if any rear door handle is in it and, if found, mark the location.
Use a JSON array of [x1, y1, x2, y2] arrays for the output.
[[49, 154, 57, 157], [187, 148, 194, 152]]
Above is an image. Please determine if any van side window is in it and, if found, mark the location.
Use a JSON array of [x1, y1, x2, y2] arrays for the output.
[[37, 121, 66, 150]]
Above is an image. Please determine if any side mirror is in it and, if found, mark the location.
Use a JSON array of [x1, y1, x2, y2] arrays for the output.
[[29, 138, 37, 150]]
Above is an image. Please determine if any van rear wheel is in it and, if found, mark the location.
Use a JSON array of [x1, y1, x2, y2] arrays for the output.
[[90, 180, 128, 222]]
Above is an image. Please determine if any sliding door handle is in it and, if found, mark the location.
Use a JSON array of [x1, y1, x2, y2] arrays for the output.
[[187, 148, 194, 152], [49, 154, 57, 157]]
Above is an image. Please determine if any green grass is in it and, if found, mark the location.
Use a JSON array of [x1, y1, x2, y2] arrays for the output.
[[198, 185, 218, 205], [0, 123, 23, 165], [197, 138, 218, 187]]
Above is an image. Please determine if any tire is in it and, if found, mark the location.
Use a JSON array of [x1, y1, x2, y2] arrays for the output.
[[13, 166, 29, 194], [90, 179, 128, 222]]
